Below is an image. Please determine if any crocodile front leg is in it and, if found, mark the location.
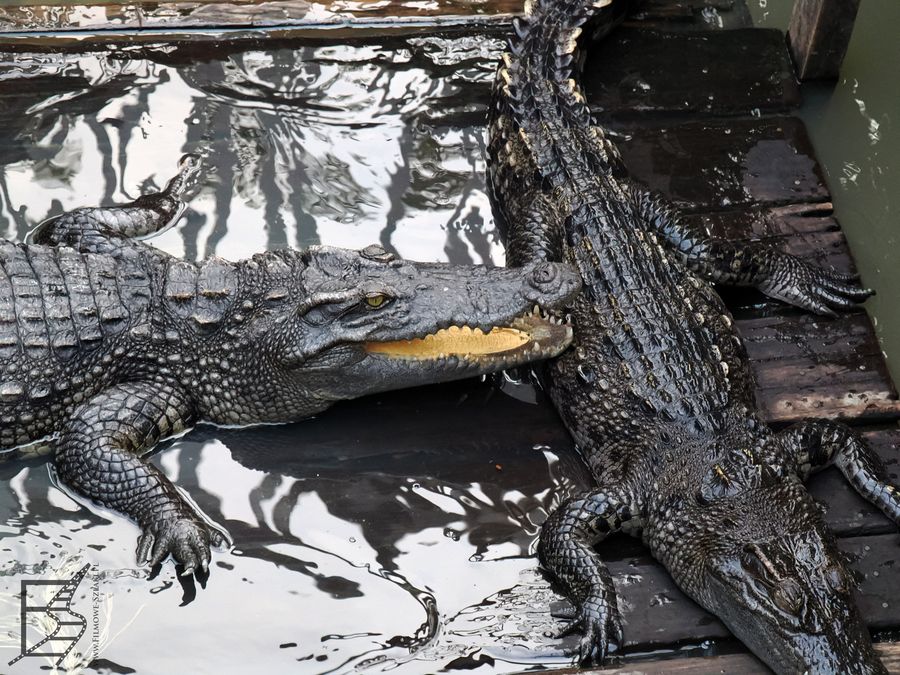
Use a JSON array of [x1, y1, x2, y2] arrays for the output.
[[56, 380, 228, 575], [31, 154, 200, 254], [539, 488, 641, 663], [635, 190, 873, 316], [775, 419, 900, 524]]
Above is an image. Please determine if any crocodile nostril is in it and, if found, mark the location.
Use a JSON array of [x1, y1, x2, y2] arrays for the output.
[[530, 262, 559, 287]]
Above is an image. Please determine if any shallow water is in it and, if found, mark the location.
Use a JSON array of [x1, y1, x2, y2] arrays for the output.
[[0, 34, 600, 675]]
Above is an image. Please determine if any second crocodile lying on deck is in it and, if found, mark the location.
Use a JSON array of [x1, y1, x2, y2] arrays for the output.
[[487, 0, 899, 672], [0, 156, 579, 577]]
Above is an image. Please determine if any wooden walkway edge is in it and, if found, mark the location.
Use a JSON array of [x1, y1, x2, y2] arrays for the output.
[[550, 642, 900, 674]]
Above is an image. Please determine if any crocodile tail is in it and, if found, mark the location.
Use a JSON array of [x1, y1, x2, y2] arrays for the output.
[[490, 0, 624, 172], [487, 0, 625, 265], [513, 0, 616, 84]]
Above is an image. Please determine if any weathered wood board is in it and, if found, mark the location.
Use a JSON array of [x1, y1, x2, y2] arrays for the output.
[[612, 116, 830, 210], [555, 643, 900, 674], [788, 0, 861, 80], [0, 0, 756, 34], [584, 28, 800, 116]]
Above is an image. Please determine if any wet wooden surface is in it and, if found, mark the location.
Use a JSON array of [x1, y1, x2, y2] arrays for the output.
[[0, 0, 754, 34], [788, 0, 861, 80], [584, 28, 800, 116], [559, 643, 900, 674], [1, 0, 898, 672]]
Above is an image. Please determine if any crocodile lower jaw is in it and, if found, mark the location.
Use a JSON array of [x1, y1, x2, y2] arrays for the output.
[[364, 307, 572, 363]]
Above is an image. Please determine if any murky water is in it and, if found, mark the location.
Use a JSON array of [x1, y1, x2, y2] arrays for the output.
[[0, 33, 602, 675], [749, 0, 900, 383]]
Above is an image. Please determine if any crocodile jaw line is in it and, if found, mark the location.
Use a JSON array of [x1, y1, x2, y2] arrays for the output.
[[363, 308, 571, 362]]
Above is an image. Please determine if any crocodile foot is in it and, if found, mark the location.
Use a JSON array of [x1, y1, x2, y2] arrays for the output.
[[760, 253, 874, 317], [555, 594, 624, 665], [136, 514, 229, 576]]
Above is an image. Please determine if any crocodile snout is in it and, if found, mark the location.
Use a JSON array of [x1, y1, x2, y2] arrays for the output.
[[531, 262, 559, 285], [525, 261, 581, 302]]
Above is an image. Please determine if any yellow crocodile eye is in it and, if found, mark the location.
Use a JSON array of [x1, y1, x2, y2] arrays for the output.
[[365, 293, 388, 308]]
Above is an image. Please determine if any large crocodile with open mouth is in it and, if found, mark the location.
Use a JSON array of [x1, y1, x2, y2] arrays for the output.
[[486, 0, 898, 672], [0, 156, 580, 576]]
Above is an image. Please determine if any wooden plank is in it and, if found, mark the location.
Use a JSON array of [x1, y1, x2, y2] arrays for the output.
[[613, 116, 831, 210], [0, 0, 756, 35], [0, 1, 521, 33], [212, 376, 899, 543], [686, 202, 839, 240], [0, 25, 799, 123], [548, 642, 900, 674], [584, 28, 799, 117], [745, 314, 900, 424], [207, 404, 900, 656], [788, 0, 861, 80], [626, 0, 753, 31]]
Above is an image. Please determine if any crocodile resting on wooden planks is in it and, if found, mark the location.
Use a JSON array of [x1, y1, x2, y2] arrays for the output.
[[487, 0, 898, 672], [0, 155, 581, 577]]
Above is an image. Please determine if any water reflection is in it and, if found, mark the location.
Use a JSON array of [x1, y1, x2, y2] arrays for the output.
[[0, 36, 590, 674], [1, 382, 590, 673], [0, 36, 506, 263]]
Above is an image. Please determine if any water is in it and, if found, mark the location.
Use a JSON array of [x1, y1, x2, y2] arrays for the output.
[[749, 0, 900, 384], [0, 36, 508, 263]]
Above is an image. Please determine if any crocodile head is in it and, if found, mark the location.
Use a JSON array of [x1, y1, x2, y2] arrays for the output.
[[227, 244, 579, 421], [691, 479, 885, 674]]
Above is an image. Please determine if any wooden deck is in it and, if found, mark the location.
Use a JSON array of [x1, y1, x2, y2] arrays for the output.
[[1, 0, 898, 673]]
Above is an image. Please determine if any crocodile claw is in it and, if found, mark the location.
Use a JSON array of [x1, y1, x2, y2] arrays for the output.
[[136, 515, 228, 576], [760, 253, 873, 317], [556, 596, 623, 665]]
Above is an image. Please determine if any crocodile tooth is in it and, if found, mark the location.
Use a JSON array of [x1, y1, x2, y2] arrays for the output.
[[0, 381, 24, 402]]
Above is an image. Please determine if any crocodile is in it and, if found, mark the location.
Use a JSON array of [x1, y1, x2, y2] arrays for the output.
[[486, 0, 898, 672], [1, 155, 581, 577]]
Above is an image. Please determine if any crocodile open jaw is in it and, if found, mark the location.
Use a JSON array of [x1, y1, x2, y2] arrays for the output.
[[364, 306, 571, 363]]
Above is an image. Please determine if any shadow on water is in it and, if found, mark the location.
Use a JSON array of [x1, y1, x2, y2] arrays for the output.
[[0, 34, 596, 674]]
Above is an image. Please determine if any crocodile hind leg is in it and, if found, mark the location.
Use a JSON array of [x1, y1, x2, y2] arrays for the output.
[[634, 190, 873, 316], [774, 420, 900, 524], [56, 380, 228, 575], [539, 488, 641, 663], [31, 154, 200, 254]]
